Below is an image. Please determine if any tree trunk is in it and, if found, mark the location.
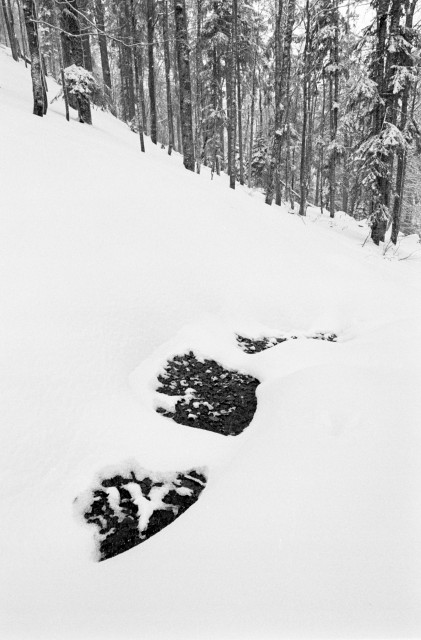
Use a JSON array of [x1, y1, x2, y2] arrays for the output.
[[228, 0, 237, 189], [172, 26, 182, 153], [391, 0, 416, 243], [130, 0, 145, 152], [147, 0, 157, 144], [94, 0, 112, 95], [235, 0, 244, 185], [78, 0, 93, 72], [173, 0, 195, 171], [247, 44, 257, 188], [370, 0, 391, 244], [195, 0, 203, 172], [17, 0, 29, 67], [284, 11, 297, 210], [7, 0, 22, 58], [342, 133, 350, 213], [22, 0, 44, 116], [212, 43, 221, 174], [163, 0, 174, 155], [299, 0, 311, 216], [328, 0, 339, 218], [306, 77, 317, 203], [51, 0, 69, 120], [265, 0, 283, 205], [266, 0, 295, 206], [120, 0, 136, 122], [60, 0, 92, 124], [2, 0, 19, 60]]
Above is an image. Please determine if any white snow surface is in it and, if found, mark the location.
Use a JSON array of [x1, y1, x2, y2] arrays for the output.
[[1, 47, 421, 639]]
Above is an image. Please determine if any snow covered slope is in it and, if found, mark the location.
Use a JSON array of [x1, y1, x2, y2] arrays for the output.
[[1, 46, 421, 639]]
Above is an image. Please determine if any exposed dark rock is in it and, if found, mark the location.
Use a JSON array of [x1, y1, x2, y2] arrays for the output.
[[80, 466, 207, 561], [236, 332, 337, 354], [156, 351, 260, 436]]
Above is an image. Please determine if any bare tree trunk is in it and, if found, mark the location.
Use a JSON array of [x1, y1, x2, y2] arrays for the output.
[[172, 27, 182, 153], [120, 0, 136, 122], [173, 0, 195, 171], [370, 0, 391, 244], [79, 0, 93, 72], [265, 0, 283, 205], [391, 0, 417, 243], [22, 0, 44, 116], [306, 78, 317, 203], [2, 0, 19, 60], [328, 0, 339, 218], [147, 0, 157, 143], [266, 0, 295, 206], [8, 0, 22, 57], [17, 0, 28, 66], [212, 43, 221, 174], [247, 44, 257, 188], [226, 48, 232, 175], [130, 0, 145, 152], [0, 0, 9, 47], [236, 0, 244, 185], [285, 14, 297, 210], [228, 0, 237, 189], [195, 0, 203, 172], [342, 133, 349, 213], [51, 0, 69, 120], [163, 0, 174, 155], [299, 0, 311, 216], [94, 0, 112, 94]]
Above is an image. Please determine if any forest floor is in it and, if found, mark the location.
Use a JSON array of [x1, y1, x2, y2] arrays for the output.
[[1, 44, 421, 640]]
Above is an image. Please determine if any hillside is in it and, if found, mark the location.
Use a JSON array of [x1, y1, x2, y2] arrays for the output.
[[1, 46, 421, 639]]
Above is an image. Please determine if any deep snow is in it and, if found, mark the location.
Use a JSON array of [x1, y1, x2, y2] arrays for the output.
[[1, 46, 421, 639]]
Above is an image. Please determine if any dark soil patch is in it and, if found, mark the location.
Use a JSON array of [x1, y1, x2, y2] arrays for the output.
[[156, 351, 260, 436], [81, 467, 207, 561], [236, 332, 337, 354]]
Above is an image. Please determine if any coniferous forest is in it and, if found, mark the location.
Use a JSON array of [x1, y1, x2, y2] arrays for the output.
[[1, 0, 421, 241]]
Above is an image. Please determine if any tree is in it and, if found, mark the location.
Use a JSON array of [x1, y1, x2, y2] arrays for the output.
[[173, 0, 195, 171], [93, 0, 112, 96], [391, 0, 418, 243], [60, 0, 92, 123], [2, 0, 20, 60], [162, 0, 175, 155], [299, 0, 311, 216], [147, 0, 157, 143], [228, 0, 237, 189], [265, 0, 283, 205], [327, 0, 340, 218], [22, 0, 45, 116], [118, 0, 136, 123], [130, 0, 145, 152]]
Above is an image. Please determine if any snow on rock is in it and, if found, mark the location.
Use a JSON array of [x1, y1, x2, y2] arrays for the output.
[[76, 463, 207, 561], [236, 330, 337, 353], [155, 351, 260, 436], [1, 46, 421, 639]]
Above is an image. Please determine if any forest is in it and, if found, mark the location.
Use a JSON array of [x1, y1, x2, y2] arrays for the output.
[[1, 0, 420, 244]]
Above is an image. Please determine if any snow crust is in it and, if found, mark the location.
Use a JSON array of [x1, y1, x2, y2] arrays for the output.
[[1, 46, 421, 639]]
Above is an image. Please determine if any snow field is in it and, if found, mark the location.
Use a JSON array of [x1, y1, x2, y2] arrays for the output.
[[1, 46, 421, 639]]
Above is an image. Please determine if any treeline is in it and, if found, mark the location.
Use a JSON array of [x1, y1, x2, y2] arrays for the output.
[[1, 0, 420, 242]]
